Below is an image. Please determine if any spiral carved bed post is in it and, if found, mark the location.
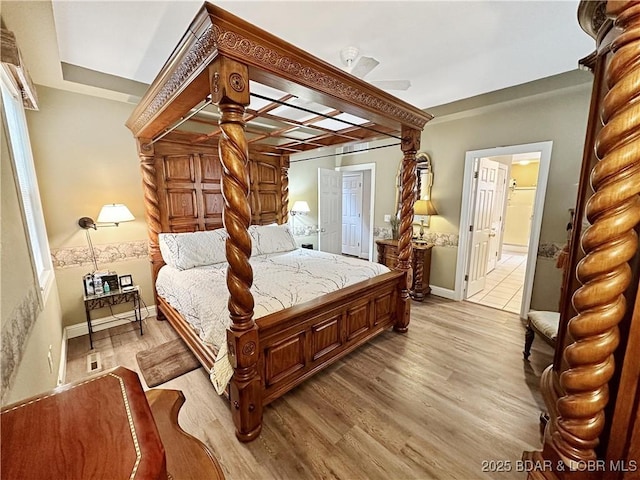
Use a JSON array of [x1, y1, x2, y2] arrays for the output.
[[281, 156, 290, 223], [210, 57, 262, 442], [394, 126, 420, 332], [550, 0, 640, 466], [137, 140, 165, 314]]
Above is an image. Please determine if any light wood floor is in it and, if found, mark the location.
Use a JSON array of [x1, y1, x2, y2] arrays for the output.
[[66, 296, 554, 479]]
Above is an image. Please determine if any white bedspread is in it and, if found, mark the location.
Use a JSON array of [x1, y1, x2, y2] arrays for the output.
[[156, 248, 390, 392]]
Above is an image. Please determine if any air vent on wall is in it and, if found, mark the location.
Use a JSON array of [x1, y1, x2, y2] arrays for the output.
[[336, 142, 370, 157]]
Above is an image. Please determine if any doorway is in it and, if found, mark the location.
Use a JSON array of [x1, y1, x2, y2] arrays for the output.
[[328, 163, 376, 262], [455, 142, 552, 318]]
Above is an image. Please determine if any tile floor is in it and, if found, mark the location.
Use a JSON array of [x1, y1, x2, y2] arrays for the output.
[[466, 247, 527, 314]]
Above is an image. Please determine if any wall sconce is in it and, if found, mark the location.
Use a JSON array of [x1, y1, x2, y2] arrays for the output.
[[78, 204, 135, 271], [414, 199, 438, 240]]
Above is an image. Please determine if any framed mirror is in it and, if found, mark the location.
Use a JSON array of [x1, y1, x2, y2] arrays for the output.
[[395, 152, 433, 214], [416, 152, 433, 201]]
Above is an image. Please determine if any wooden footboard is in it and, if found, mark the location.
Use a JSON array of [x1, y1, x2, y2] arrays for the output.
[[155, 269, 406, 432], [257, 270, 403, 405]]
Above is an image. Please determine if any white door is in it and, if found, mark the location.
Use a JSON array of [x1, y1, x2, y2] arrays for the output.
[[466, 157, 499, 298], [342, 173, 362, 256], [487, 162, 508, 272], [318, 168, 343, 254]]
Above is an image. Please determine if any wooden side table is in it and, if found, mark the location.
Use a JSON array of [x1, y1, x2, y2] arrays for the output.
[[146, 389, 225, 479], [376, 238, 400, 268], [375, 239, 434, 301], [1, 367, 167, 479], [411, 242, 434, 301], [84, 286, 142, 348]]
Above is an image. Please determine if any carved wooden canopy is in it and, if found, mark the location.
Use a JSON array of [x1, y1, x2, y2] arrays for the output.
[[125, 3, 432, 153]]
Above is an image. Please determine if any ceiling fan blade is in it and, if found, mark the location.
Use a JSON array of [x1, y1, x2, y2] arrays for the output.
[[371, 80, 412, 91], [350, 56, 379, 79]]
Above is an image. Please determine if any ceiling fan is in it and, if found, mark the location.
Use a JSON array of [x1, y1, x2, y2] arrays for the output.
[[340, 46, 411, 91]]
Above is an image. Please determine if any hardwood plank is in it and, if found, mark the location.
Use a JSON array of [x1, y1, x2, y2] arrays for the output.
[[65, 296, 553, 479]]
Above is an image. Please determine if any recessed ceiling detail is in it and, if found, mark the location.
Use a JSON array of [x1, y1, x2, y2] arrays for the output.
[[49, 1, 594, 110]]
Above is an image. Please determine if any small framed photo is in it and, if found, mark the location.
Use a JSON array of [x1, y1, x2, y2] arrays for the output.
[[119, 275, 133, 289]]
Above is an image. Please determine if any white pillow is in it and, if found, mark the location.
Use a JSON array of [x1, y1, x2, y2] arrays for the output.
[[249, 224, 297, 255], [159, 229, 227, 270]]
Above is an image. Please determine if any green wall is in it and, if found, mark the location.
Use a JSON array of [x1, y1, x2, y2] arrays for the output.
[[25, 86, 153, 329]]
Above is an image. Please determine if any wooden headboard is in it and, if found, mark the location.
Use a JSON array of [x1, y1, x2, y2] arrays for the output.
[[138, 131, 289, 286]]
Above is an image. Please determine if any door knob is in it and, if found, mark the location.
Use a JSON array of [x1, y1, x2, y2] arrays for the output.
[[488, 233, 496, 237], [320, 228, 326, 232]]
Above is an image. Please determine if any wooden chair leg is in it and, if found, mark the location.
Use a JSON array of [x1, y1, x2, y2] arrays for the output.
[[524, 325, 535, 360]]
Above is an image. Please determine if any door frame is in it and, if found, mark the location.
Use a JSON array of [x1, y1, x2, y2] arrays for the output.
[[454, 141, 552, 319], [336, 163, 376, 261]]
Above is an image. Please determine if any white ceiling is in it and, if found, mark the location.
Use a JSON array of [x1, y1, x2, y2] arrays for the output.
[[11, 1, 595, 110]]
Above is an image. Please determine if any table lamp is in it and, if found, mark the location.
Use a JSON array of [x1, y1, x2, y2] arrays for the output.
[[414, 199, 438, 240]]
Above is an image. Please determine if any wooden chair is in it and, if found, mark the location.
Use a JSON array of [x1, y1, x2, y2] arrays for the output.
[[523, 310, 559, 360]]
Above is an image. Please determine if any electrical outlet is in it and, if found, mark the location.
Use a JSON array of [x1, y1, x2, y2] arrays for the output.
[[384, 214, 391, 222]]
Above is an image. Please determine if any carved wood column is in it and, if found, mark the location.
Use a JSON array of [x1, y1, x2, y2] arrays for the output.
[[394, 126, 420, 332], [281, 155, 290, 223], [137, 140, 164, 304], [551, 0, 640, 466], [210, 57, 262, 442]]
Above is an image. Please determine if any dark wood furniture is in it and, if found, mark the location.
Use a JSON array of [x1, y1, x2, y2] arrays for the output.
[[125, 3, 432, 442], [412, 242, 434, 300], [523, 2, 640, 477], [146, 389, 225, 480], [1, 367, 166, 479], [376, 239, 434, 301], [376, 238, 401, 269], [84, 285, 142, 349]]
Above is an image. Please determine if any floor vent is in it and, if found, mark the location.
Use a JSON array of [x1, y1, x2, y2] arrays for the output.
[[86, 352, 102, 373]]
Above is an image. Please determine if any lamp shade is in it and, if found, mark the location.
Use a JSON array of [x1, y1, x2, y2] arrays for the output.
[[96, 204, 135, 225], [414, 199, 438, 216], [291, 200, 310, 213]]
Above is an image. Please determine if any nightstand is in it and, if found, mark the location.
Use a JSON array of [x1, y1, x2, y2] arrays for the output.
[[411, 242, 434, 301], [84, 286, 142, 348], [375, 239, 434, 301]]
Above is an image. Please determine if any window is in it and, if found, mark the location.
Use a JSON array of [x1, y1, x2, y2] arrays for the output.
[[1, 67, 53, 299]]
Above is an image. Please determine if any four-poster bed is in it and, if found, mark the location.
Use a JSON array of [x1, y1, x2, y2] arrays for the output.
[[126, 3, 432, 441], [524, 1, 640, 476]]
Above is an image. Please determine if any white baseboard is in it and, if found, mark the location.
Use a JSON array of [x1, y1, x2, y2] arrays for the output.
[[430, 286, 456, 300], [65, 305, 157, 339], [57, 328, 68, 386], [503, 244, 529, 253]]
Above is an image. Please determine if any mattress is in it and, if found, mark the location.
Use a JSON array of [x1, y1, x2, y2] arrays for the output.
[[156, 248, 390, 392]]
